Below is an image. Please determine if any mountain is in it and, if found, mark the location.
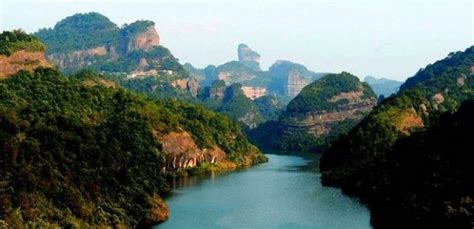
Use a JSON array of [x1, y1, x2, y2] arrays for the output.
[[34, 12, 181, 74], [0, 32, 266, 227], [320, 46, 474, 227], [199, 80, 264, 129], [182, 45, 326, 128], [185, 44, 325, 100], [364, 75, 402, 97], [0, 30, 51, 78], [267, 60, 323, 98], [35, 12, 199, 99], [248, 72, 377, 152], [238, 43, 261, 71]]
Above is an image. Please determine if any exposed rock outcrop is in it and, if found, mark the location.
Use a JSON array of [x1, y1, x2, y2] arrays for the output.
[[35, 13, 170, 73], [238, 43, 261, 71], [241, 86, 267, 100], [395, 108, 424, 135], [44, 22, 160, 70], [216, 61, 258, 85], [171, 77, 201, 97], [281, 72, 377, 138], [124, 25, 160, 53], [47, 46, 109, 69], [159, 131, 227, 171], [268, 60, 321, 98], [286, 69, 309, 98], [282, 90, 376, 137], [0, 50, 51, 79]]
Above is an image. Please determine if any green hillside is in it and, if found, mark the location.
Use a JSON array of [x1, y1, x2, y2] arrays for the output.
[[320, 46, 474, 227], [286, 72, 376, 113], [0, 67, 265, 227]]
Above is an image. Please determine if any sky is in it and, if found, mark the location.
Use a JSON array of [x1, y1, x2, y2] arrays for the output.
[[1, 0, 472, 81]]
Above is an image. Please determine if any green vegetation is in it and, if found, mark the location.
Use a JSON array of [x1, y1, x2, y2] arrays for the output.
[[254, 95, 285, 121], [183, 63, 218, 87], [320, 46, 474, 227], [35, 12, 187, 77], [120, 20, 154, 38], [401, 47, 474, 91], [0, 67, 265, 227], [199, 82, 264, 128], [249, 72, 375, 152], [286, 72, 376, 113], [0, 30, 45, 56], [35, 12, 119, 54]]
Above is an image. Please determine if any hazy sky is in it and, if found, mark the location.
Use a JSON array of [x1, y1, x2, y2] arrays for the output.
[[1, 0, 472, 81]]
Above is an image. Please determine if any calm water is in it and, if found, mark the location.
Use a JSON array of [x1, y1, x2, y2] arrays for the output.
[[158, 154, 371, 228]]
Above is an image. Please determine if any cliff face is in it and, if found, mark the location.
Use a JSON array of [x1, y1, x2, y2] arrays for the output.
[[44, 24, 160, 70], [238, 43, 261, 71], [282, 90, 376, 137], [47, 46, 109, 69], [216, 61, 258, 85], [241, 86, 267, 100], [252, 72, 379, 152], [35, 14, 171, 74], [285, 69, 309, 98], [187, 45, 324, 100], [159, 131, 227, 171], [124, 25, 160, 53], [0, 50, 51, 79], [268, 60, 321, 98], [171, 77, 200, 97]]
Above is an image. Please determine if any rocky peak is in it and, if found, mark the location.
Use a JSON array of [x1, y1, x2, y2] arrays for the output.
[[237, 43, 261, 71], [120, 20, 160, 54]]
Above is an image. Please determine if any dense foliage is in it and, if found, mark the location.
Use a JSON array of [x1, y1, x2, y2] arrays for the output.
[[35, 12, 119, 54], [401, 46, 474, 91], [254, 95, 286, 121], [249, 72, 375, 152], [0, 68, 265, 227], [286, 72, 376, 113], [320, 46, 474, 227], [35, 12, 187, 77], [199, 82, 264, 128], [0, 30, 45, 56]]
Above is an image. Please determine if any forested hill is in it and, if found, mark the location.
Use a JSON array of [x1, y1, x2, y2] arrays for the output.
[[0, 32, 266, 227], [320, 46, 474, 227], [34, 12, 186, 76], [248, 72, 377, 152]]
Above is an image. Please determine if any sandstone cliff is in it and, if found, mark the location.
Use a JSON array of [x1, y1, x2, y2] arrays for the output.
[[282, 90, 376, 137], [47, 46, 109, 69], [0, 50, 51, 79], [238, 43, 261, 71], [123, 24, 160, 53], [241, 86, 267, 100], [248, 73, 377, 152], [268, 60, 322, 98], [35, 13, 173, 74], [159, 131, 228, 171]]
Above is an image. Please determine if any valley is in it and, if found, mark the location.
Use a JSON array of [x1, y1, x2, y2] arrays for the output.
[[0, 4, 472, 228]]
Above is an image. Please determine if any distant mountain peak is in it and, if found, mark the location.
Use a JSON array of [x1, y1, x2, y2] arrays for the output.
[[237, 43, 261, 71]]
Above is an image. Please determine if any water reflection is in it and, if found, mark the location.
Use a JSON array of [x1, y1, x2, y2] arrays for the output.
[[160, 154, 371, 229]]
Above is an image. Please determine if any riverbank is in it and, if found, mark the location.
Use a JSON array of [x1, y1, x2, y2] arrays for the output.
[[158, 153, 371, 228]]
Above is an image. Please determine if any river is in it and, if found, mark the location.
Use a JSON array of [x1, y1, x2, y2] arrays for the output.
[[158, 153, 371, 228]]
